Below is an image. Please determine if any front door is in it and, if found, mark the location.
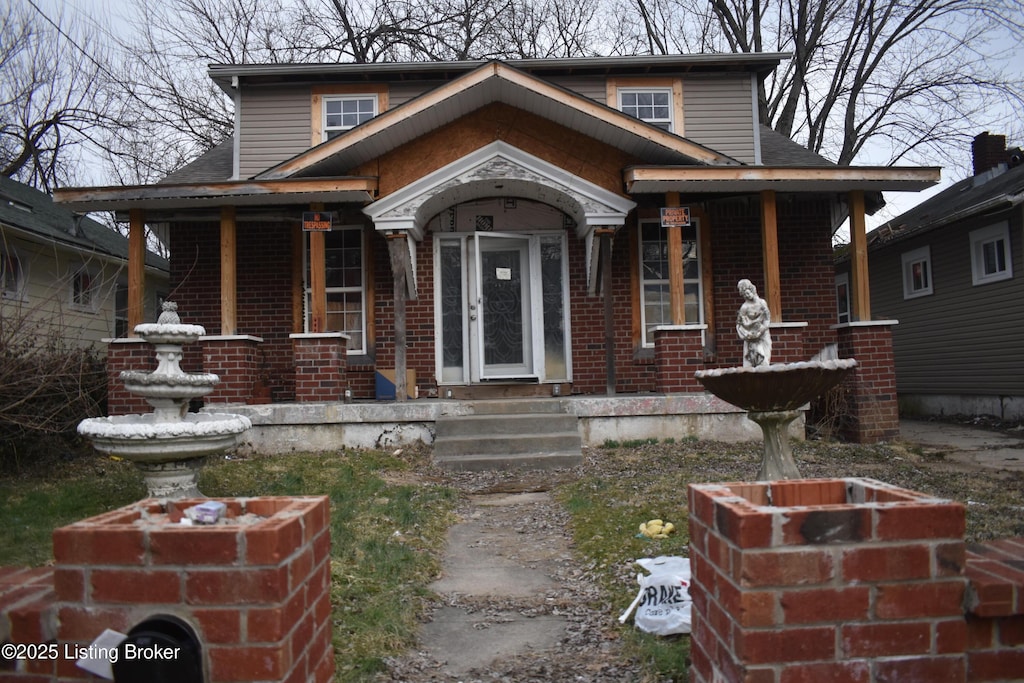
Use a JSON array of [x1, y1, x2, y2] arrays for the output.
[[435, 230, 570, 385]]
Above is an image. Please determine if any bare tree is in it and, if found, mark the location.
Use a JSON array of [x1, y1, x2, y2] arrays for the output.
[[617, 0, 1024, 171], [0, 1, 118, 191]]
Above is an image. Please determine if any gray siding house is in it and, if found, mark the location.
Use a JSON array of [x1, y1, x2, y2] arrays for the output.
[[837, 132, 1024, 420]]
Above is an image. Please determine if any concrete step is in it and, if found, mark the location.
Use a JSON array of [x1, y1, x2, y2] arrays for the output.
[[433, 401, 582, 471]]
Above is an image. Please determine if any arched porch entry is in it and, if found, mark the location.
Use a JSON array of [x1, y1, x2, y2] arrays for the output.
[[364, 141, 635, 393]]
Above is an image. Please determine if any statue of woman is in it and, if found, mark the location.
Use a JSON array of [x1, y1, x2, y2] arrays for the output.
[[736, 279, 771, 367]]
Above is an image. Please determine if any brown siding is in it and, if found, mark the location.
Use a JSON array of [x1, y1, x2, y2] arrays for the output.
[[683, 74, 757, 163], [238, 86, 313, 178], [869, 208, 1024, 397]]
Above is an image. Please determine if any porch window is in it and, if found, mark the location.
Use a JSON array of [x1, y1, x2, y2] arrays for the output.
[[323, 95, 377, 140], [970, 222, 1012, 285], [619, 89, 673, 131], [1, 248, 24, 299], [305, 226, 366, 353], [901, 246, 933, 299], [835, 273, 850, 323], [639, 220, 701, 346]]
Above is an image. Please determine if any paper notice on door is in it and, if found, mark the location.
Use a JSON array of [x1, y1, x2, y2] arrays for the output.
[[495, 267, 512, 280]]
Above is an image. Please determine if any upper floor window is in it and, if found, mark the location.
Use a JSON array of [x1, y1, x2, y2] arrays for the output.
[[638, 219, 701, 346], [619, 89, 673, 131], [901, 246, 933, 299], [1, 248, 24, 299], [323, 95, 378, 140], [970, 222, 1013, 285]]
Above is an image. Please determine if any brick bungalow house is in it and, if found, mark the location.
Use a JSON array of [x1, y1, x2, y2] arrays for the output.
[[54, 55, 938, 454]]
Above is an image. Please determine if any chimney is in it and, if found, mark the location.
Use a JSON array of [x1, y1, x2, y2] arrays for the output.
[[972, 132, 1008, 176]]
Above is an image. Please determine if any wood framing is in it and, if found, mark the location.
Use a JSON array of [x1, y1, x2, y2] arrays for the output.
[[665, 191, 687, 324], [220, 206, 237, 335], [848, 190, 871, 321], [759, 190, 782, 319], [127, 209, 146, 336]]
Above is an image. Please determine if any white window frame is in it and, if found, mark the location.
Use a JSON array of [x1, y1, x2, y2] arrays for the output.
[[901, 246, 933, 299], [638, 219, 702, 347], [618, 88, 674, 132], [1, 247, 25, 300], [322, 94, 378, 141], [69, 264, 99, 312], [835, 272, 851, 323], [970, 222, 1013, 286], [304, 225, 367, 355]]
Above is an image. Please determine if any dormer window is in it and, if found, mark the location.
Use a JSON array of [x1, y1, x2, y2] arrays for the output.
[[619, 88, 674, 131], [323, 95, 378, 140]]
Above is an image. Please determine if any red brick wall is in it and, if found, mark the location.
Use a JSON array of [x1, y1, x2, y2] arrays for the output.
[[293, 336, 347, 402], [836, 323, 900, 443], [161, 195, 842, 401], [12, 496, 336, 683], [105, 340, 154, 415], [202, 338, 261, 405], [688, 479, 969, 683], [170, 220, 296, 402], [652, 327, 705, 393]]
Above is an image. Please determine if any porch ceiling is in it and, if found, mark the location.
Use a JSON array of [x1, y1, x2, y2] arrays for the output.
[[258, 62, 736, 181], [624, 165, 942, 194]]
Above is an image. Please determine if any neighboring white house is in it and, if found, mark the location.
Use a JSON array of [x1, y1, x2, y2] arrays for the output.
[[1, 175, 169, 350]]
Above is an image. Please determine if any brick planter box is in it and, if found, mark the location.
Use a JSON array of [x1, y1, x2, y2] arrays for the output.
[[1, 496, 333, 683], [688, 477, 967, 683]]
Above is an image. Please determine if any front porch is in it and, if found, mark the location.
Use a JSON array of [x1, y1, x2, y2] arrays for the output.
[[103, 319, 898, 452]]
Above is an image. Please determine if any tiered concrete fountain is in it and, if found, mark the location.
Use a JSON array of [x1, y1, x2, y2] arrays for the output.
[[695, 280, 857, 480], [78, 302, 251, 498]]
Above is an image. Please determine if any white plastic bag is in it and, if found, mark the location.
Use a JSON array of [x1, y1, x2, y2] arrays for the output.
[[618, 556, 692, 635]]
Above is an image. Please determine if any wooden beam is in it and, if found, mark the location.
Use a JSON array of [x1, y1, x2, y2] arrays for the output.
[[387, 233, 409, 403], [848, 190, 871, 321], [696, 204, 715, 353], [665, 191, 687, 324], [759, 190, 782, 320], [308, 230, 326, 333], [127, 209, 146, 336], [220, 206, 237, 335], [597, 228, 616, 395], [292, 223, 304, 334]]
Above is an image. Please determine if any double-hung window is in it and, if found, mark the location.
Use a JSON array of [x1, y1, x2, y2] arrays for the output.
[[901, 246, 933, 299], [322, 95, 377, 140], [1, 248, 23, 299], [70, 266, 98, 311], [619, 89, 674, 131], [305, 226, 367, 354], [638, 220, 701, 346], [970, 222, 1013, 285], [835, 273, 851, 323]]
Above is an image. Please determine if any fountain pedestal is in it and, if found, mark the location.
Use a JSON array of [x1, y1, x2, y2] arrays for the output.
[[78, 303, 250, 499], [695, 359, 857, 480]]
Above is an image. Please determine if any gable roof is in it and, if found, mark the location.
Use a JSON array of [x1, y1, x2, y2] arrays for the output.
[[867, 161, 1024, 248], [257, 61, 738, 181], [0, 175, 168, 271]]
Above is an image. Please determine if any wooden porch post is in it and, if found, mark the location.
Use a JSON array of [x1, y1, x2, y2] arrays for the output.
[[759, 190, 783, 320], [308, 233, 327, 333], [848, 190, 871, 321], [597, 228, 616, 395], [127, 209, 146, 335], [220, 206, 237, 335], [665, 192, 687, 324], [386, 232, 409, 402]]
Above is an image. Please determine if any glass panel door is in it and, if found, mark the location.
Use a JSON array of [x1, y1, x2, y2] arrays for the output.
[[473, 233, 534, 379]]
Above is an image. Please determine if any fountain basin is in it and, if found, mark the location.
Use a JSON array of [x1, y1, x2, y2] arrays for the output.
[[120, 370, 220, 401], [694, 359, 857, 412], [77, 413, 251, 462], [132, 323, 206, 345]]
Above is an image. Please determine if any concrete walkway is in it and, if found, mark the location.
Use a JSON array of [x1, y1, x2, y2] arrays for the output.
[[418, 491, 572, 676], [900, 419, 1024, 471]]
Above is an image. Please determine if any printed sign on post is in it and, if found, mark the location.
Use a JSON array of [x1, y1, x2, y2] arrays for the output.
[[302, 212, 332, 232], [660, 207, 691, 228]]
